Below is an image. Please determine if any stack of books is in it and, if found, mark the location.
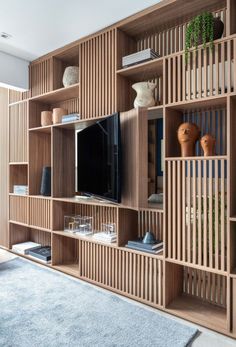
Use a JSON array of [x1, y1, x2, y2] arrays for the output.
[[13, 185, 28, 195], [62, 113, 80, 123], [93, 232, 117, 243], [12, 241, 41, 255], [122, 48, 160, 68], [28, 246, 51, 264], [125, 239, 163, 254]]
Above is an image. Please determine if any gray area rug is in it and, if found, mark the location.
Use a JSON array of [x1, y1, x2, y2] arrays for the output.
[[0, 258, 197, 347]]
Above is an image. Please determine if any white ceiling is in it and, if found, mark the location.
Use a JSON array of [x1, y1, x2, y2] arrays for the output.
[[0, 0, 161, 62]]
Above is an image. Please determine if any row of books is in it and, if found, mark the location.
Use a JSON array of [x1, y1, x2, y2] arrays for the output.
[[13, 185, 28, 195], [125, 239, 163, 255], [12, 242, 51, 264], [122, 48, 160, 68], [61, 113, 80, 123]]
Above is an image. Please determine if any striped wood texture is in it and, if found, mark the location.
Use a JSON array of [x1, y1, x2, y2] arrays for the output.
[[29, 197, 52, 231], [9, 102, 28, 163], [9, 196, 28, 225]]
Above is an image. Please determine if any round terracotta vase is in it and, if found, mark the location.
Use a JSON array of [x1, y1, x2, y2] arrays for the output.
[[62, 66, 79, 87], [52, 108, 68, 124], [132, 81, 157, 108], [41, 111, 52, 127]]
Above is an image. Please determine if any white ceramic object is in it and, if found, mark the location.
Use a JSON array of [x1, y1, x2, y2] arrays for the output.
[[132, 81, 156, 108], [62, 66, 79, 87]]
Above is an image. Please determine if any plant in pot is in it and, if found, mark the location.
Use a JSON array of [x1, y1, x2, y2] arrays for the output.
[[185, 11, 224, 63]]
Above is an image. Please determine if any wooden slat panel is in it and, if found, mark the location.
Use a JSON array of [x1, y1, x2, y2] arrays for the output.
[[29, 197, 51, 230], [9, 102, 28, 163], [138, 209, 163, 241], [30, 58, 53, 97], [79, 29, 116, 119], [166, 158, 227, 272], [79, 240, 163, 307], [9, 195, 28, 225]]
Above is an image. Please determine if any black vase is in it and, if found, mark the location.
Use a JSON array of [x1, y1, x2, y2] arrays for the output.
[[213, 17, 224, 40], [40, 166, 51, 196]]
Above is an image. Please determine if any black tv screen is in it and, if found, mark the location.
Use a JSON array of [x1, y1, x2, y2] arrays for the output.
[[77, 113, 121, 203]]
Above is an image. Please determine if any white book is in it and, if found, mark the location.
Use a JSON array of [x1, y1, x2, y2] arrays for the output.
[[12, 242, 41, 255]]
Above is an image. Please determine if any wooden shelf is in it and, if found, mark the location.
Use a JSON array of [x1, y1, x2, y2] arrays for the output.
[[166, 94, 227, 111], [166, 295, 227, 333], [53, 263, 79, 277], [9, 162, 28, 165], [119, 246, 163, 259], [10, 250, 52, 267], [52, 230, 118, 248], [165, 155, 228, 161], [29, 125, 52, 133], [29, 83, 79, 104], [116, 58, 163, 81]]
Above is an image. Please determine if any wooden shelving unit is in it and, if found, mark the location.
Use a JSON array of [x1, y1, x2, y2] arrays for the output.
[[5, 0, 236, 338]]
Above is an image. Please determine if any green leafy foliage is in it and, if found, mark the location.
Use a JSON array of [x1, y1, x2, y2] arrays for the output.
[[185, 12, 214, 64]]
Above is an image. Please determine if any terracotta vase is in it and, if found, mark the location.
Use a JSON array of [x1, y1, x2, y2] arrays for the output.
[[132, 81, 156, 108], [41, 111, 52, 127], [62, 66, 79, 87], [200, 134, 216, 156], [177, 122, 200, 157], [52, 108, 68, 124]]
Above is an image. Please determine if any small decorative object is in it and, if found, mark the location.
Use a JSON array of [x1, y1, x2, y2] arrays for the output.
[[200, 134, 216, 156], [177, 122, 200, 157], [40, 166, 51, 196], [62, 66, 79, 87], [122, 48, 160, 68], [41, 111, 52, 127], [64, 215, 81, 233], [148, 193, 163, 204], [75, 216, 93, 236], [93, 223, 117, 243], [142, 231, 156, 244], [132, 81, 156, 108], [185, 12, 224, 63], [52, 108, 68, 124]]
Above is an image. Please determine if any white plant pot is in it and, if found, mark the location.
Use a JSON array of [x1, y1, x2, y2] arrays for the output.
[[62, 66, 79, 87], [132, 81, 157, 108]]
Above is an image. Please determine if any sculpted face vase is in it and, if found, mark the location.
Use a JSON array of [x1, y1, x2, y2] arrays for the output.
[[132, 82, 156, 108], [200, 134, 216, 156], [177, 122, 200, 157]]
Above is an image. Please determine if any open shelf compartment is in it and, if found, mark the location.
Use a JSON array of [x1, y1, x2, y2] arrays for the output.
[[9, 164, 28, 194], [165, 262, 228, 333]]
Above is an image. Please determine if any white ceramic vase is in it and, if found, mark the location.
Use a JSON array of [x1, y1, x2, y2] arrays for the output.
[[132, 81, 157, 108], [62, 66, 79, 87]]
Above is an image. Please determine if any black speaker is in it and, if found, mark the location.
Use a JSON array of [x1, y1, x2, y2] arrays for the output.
[[40, 166, 51, 196]]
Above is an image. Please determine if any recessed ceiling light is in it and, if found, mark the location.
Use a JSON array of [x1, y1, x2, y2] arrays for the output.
[[0, 32, 12, 39]]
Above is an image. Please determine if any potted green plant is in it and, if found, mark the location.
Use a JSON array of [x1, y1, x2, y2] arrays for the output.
[[185, 12, 224, 63]]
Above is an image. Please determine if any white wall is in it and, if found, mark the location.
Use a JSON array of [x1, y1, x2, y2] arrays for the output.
[[0, 51, 29, 91]]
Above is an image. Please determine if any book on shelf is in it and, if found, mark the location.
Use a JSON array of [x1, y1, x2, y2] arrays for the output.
[[61, 113, 80, 123], [127, 239, 163, 250], [122, 48, 160, 68], [125, 244, 163, 255], [28, 246, 51, 263], [93, 232, 117, 243], [13, 185, 28, 195], [12, 242, 41, 255]]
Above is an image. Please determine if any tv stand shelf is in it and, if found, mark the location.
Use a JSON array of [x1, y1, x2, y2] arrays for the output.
[[6, 0, 236, 338]]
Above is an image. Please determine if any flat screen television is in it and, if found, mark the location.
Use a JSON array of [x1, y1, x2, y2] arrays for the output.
[[77, 112, 121, 203]]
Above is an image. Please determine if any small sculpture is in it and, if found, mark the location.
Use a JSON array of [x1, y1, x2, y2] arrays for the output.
[[62, 66, 79, 87], [200, 134, 216, 156], [177, 122, 200, 157], [132, 81, 156, 108]]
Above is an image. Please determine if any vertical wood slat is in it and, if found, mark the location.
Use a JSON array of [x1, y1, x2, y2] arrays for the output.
[[166, 158, 227, 272], [167, 37, 234, 104], [30, 58, 53, 97], [9, 196, 28, 225], [183, 266, 227, 308], [79, 240, 163, 307], [138, 209, 163, 241], [9, 102, 28, 163], [29, 197, 51, 230], [79, 29, 116, 119]]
